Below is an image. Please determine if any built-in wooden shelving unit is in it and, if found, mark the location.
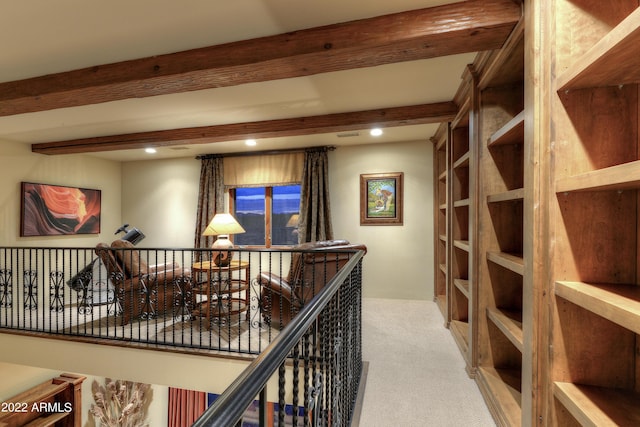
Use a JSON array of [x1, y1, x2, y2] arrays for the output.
[[447, 65, 477, 373], [550, 2, 640, 426], [431, 2, 640, 425], [431, 122, 449, 323], [474, 16, 526, 425]]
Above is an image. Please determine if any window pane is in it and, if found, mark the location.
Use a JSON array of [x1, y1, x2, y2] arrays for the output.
[[234, 187, 265, 246], [272, 185, 301, 246]]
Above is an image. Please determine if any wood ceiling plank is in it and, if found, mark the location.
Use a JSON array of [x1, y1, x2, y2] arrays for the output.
[[31, 102, 457, 155], [2, 0, 520, 117]]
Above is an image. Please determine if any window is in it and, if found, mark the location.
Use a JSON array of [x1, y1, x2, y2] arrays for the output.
[[231, 185, 301, 247]]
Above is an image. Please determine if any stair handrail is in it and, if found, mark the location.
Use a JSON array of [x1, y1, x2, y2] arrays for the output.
[[192, 248, 365, 427]]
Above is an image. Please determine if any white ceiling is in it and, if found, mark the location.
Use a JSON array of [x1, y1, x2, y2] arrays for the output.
[[0, 0, 475, 162]]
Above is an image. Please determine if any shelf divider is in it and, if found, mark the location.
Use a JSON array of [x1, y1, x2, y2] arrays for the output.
[[453, 151, 470, 169], [477, 367, 522, 427], [555, 281, 640, 335], [454, 279, 470, 299], [487, 188, 525, 203], [487, 110, 525, 147], [554, 382, 640, 426], [555, 160, 640, 193], [486, 307, 524, 353], [556, 7, 640, 91], [486, 251, 524, 276]]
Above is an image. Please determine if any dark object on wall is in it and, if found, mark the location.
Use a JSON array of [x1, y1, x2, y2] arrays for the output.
[[115, 223, 146, 245], [20, 181, 101, 236]]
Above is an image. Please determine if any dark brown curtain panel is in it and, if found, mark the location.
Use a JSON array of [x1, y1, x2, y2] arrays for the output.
[[194, 156, 224, 260], [298, 148, 333, 243]]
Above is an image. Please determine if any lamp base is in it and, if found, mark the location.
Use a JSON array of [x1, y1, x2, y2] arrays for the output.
[[211, 235, 233, 266]]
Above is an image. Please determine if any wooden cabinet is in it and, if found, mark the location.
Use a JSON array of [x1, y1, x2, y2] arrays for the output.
[[549, 2, 640, 426]]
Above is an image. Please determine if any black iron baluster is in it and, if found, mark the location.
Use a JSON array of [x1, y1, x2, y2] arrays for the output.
[[292, 341, 300, 426], [278, 362, 286, 427]]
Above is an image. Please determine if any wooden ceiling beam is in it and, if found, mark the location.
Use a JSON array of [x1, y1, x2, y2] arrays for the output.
[[31, 102, 457, 155], [3, 0, 520, 117]]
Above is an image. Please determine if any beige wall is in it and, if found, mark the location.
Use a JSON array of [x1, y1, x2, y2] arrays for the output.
[[330, 140, 434, 300], [0, 139, 434, 423], [0, 141, 131, 425], [121, 157, 200, 248], [0, 361, 170, 427], [0, 142, 122, 247], [0, 334, 255, 426], [120, 140, 435, 300]]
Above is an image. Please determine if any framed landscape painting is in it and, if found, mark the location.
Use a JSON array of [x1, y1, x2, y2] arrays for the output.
[[20, 182, 101, 236], [360, 172, 403, 225]]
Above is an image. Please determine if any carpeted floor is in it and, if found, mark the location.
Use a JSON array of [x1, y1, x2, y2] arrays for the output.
[[358, 298, 496, 427]]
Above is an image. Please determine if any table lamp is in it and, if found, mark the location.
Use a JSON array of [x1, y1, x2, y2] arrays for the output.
[[285, 213, 299, 228], [202, 213, 246, 266]]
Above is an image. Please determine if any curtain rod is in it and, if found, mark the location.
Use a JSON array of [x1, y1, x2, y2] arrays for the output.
[[196, 145, 336, 160]]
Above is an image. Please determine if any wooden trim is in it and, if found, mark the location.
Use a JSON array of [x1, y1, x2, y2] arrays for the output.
[[32, 102, 457, 155], [1, 0, 520, 117], [555, 281, 640, 335], [555, 160, 640, 193], [486, 307, 524, 353], [556, 7, 640, 91], [486, 251, 525, 276], [487, 110, 525, 147], [554, 382, 640, 427]]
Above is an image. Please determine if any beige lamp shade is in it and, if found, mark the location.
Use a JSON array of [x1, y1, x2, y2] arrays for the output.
[[286, 213, 300, 227], [202, 213, 246, 237], [202, 213, 245, 266]]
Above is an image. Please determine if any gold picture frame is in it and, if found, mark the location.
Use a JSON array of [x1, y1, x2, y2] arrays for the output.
[[359, 172, 403, 225]]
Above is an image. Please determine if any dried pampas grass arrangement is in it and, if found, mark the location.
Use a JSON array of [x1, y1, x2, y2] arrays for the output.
[[89, 378, 151, 427]]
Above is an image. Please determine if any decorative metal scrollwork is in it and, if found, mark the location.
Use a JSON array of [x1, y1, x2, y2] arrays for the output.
[[23, 270, 38, 310], [307, 372, 324, 427], [107, 272, 124, 316], [172, 275, 193, 322], [346, 306, 355, 387], [0, 268, 13, 308], [333, 330, 344, 426], [139, 276, 154, 320], [66, 259, 95, 291], [249, 277, 263, 328], [77, 284, 94, 315], [49, 270, 65, 312]]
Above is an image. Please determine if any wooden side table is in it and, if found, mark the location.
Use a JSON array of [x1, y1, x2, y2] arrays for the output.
[[191, 260, 250, 326]]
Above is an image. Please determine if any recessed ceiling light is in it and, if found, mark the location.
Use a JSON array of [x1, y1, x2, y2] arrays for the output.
[[370, 128, 383, 137], [245, 139, 257, 146], [145, 147, 157, 154]]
